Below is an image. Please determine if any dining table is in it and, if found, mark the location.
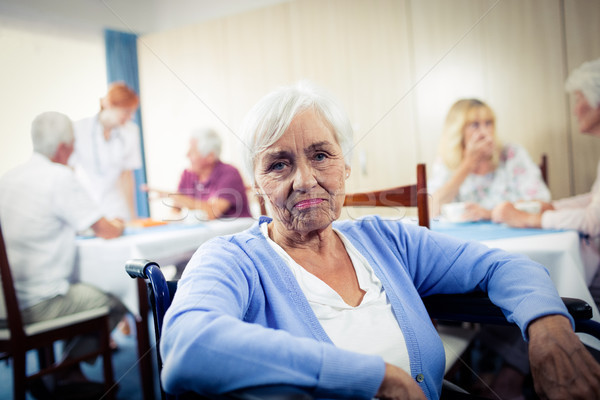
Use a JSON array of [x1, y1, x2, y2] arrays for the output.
[[75, 217, 256, 400], [431, 219, 600, 359]]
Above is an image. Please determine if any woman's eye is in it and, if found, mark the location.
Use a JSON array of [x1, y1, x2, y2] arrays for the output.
[[314, 153, 327, 161], [271, 161, 286, 171]]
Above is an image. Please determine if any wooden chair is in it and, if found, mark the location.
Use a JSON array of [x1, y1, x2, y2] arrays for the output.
[[246, 186, 268, 217], [539, 153, 548, 185], [0, 223, 116, 400], [343, 163, 430, 228]]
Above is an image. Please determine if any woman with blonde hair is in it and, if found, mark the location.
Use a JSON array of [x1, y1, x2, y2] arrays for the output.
[[429, 99, 550, 221]]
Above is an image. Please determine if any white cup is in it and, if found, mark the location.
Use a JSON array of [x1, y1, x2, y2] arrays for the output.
[[442, 202, 467, 223], [514, 201, 541, 214]]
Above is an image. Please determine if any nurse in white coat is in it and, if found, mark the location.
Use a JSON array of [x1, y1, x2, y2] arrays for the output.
[[69, 82, 142, 220]]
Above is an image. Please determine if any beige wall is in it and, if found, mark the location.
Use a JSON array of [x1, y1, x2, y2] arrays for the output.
[[138, 0, 600, 218], [0, 18, 107, 176], [0, 18, 106, 176]]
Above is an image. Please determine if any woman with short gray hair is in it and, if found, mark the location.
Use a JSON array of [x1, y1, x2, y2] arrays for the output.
[[161, 81, 600, 400]]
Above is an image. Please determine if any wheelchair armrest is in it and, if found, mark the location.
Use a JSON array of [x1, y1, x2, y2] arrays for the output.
[[422, 293, 593, 324], [562, 297, 593, 320], [176, 385, 314, 400], [125, 258, 160, 279], [226, 385, 314, 400]]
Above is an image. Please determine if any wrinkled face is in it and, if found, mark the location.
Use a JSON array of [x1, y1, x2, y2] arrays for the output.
[[573, 91, 600, 136], [462, 106, 495, 144], [254, 109, 350, 234]]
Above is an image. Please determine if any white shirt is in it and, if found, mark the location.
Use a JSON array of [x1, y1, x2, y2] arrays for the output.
[[69, 114, 142, 220], [260, 223, 411, 373], [0, 153, 102, 309]]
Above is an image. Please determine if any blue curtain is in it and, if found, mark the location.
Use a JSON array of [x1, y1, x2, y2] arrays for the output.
[[104, 29, 149, 218]]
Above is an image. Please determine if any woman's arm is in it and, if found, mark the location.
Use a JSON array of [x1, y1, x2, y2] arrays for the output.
[[120, 170, 137, 219], [431, 161, 473, 214], [163, 193, 231, 220], [492, 192, 600, 236], [491, 202, 543, 228], [160, 238, 384, 398], [431, 133, 493, 214]]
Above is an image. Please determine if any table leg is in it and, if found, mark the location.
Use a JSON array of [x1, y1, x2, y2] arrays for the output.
[[136, 278, 157, 400]]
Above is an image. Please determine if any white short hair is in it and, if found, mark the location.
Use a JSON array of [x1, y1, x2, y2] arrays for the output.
[[239, 80, 353, 184], [31, 111, 74, 158], [191, 128, 222, 158], [565, 57, 600, 108]]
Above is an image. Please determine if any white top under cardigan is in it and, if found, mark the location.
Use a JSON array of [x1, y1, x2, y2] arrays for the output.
[[260, 222, 411, 373]]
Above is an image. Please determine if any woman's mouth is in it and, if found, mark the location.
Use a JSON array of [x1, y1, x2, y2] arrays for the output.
[[294, 198, 324, 209]]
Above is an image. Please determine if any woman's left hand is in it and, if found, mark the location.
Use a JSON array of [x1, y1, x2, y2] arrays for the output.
[[463, 202, 491, 221], [491, 202, 542, 228], [528, 315, 600, 399]]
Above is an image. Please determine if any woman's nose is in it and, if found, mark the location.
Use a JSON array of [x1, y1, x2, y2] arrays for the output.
[[292, 162, 317, 191]]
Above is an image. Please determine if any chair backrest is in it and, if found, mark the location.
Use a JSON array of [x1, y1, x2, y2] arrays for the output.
[[343, 163, 430, 228], [246, 186, 268, 217], [0, 223, 26, 339], [540, 153, 548, 185]]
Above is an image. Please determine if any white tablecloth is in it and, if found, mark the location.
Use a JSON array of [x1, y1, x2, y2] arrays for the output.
[[75, 218, 255, 313], [481, 230, 600, 350], [432, 221, 600, 351]]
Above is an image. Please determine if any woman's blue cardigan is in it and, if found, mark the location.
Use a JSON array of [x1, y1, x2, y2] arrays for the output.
[[161, 216, 570, 399]]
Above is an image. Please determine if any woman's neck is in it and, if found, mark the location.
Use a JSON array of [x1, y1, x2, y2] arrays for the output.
[[473, 159, 495, 175], [195, 163, 216, 182], [269, 221, 339, 255]]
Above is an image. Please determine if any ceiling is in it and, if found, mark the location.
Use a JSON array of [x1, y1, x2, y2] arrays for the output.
[[0, 0, 291, 35]]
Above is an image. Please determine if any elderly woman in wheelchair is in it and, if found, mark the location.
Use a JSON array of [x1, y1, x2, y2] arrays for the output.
[[159, 81, 600, 400]]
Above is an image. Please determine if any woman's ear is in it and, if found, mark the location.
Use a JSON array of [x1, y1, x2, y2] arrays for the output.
[[345, 166, 351, 180]]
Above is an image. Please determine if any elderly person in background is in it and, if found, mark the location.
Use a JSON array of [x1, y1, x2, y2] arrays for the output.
[[69, 82, 142, 221], [159, 81, 600, 400], [429, 98, 550, 221], [493, 57, 600, 292], [146, 128, 251, 220], [0, 112, 127, 396]]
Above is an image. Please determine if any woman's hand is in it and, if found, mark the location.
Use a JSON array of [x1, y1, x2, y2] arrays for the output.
[[376, 363, 426, 400], [528, 315, 600, 399], [491, 202, 542, 228], [463, 202, 491, 221], [463, 132, 495, 172], [539, 201, 555, 212]]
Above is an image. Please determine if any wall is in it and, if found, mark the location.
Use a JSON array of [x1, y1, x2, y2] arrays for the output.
[[137, 0, 600, 219], [0, 17, 107, 176]]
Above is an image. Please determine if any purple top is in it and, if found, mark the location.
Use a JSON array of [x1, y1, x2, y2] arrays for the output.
[[177, 161, 251, 218]]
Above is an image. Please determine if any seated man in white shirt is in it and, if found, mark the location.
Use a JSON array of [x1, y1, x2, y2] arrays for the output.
[[0, 111, 127, 397]]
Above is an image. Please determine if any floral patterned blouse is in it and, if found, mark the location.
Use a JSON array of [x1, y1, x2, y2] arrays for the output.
[[429, 143, 551, 210]]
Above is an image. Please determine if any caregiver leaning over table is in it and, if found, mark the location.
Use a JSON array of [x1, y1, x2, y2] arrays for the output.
[[160, 81, 600, 400]]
